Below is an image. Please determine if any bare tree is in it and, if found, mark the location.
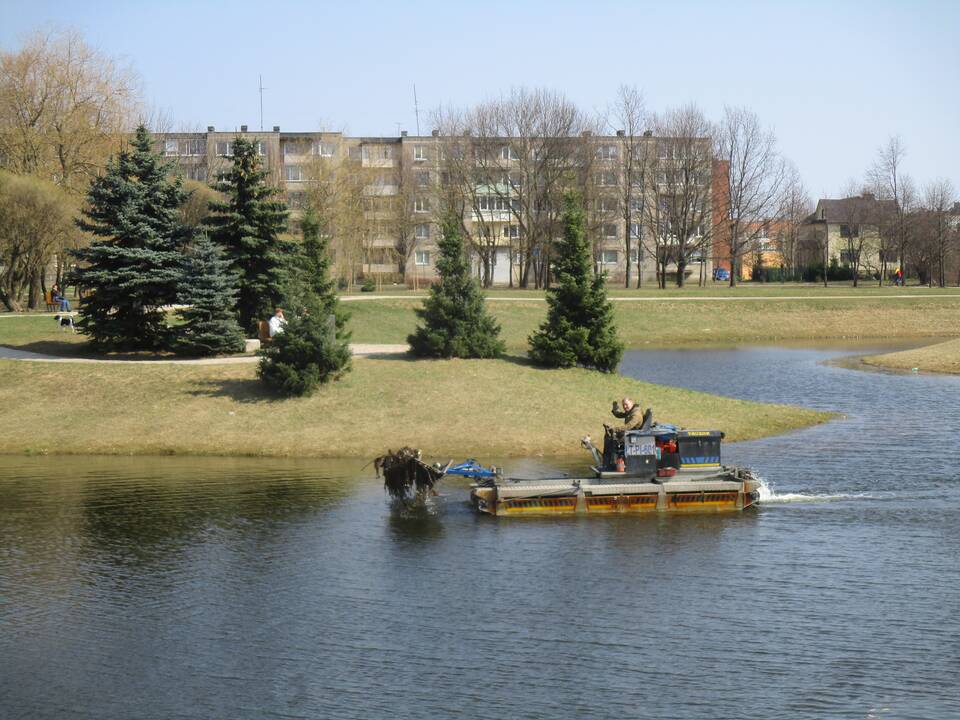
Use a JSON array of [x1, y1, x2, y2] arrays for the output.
[[432, 107, 504, 287], [0, 30, 141, 193], [462, 88, 590, 288], [713, 106, 788, 287], [0, 171, 77, 310], [607, 84, 652, 288], [645, 104, 713, 288], [919, 179, 956, 287], [775, 163, 812, 281], [867, 136, 915, 283]]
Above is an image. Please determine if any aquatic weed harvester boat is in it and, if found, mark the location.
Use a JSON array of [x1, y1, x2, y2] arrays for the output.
[[376, 412, 761, 516]]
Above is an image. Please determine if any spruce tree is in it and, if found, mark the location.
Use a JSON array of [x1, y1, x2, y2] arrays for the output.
[[70, 125, 187, 351], [174, 234, 245, 356], [529, 192, 623, 372], [206, 136, 291, 334], [407, 213, 504, 358], [259, 211, 351, 397]]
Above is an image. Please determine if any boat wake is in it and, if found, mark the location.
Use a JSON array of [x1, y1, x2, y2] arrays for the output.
[[756, 478, 888, 504]]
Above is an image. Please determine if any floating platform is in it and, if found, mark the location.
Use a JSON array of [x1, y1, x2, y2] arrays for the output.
[[470, 466, 760, 516]]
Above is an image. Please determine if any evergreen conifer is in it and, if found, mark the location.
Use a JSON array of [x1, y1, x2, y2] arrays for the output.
[[174, 234, 245, 356], [258, 208, 351, 397], [407, 213, 504, 358], [70, 125, 187, 351], [529, 192, 623, 372], [206, 136, 291, 334]]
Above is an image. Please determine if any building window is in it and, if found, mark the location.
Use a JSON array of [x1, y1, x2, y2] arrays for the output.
[[414, 145, 426, 161], [284, 165, 304, 182], [179, 138, 205, 156], [255, 141, 266, 156], [186, 165, 207, 182], [283, 142, 301, 157], [599, 197, 618, 213], [595, 144, 617, 160], [630, 247, 640, 264], [414, 198, 429, 213], [348, 146, 361, 160], [287, 192, 306, 209], [416, 171, 430, 187], [630, 197, 643, 211], [629, 222, 641, 238], [500, 145, 517, 161], [215, 141, 233, 157], [600, 249, 618, 265], [503, 225, 520, 239], [415, 224, 430, 240], [603, 223, 617, 239], [216, 171, 230, 184], [164, 139, 179, 156], [415, 250, 430, 265], [317, 142, 335, 157], [839, 224, 859, 238], [596, 172, 616, 187]]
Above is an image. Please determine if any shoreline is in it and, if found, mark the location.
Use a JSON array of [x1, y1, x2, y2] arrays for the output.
[[0, 355, 835, 459]]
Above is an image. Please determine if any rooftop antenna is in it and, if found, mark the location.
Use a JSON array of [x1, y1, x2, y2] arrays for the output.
[[258, 75, 267, 131], [395, 122, 402, 136], [413, 84, 420, 136]]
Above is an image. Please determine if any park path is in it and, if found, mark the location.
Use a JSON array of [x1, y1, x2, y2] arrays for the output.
[[0, 343, 410, 364], [338, 293, 960, 302]]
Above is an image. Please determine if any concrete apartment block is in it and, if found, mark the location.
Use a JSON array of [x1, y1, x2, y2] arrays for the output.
[[156, 127, 717, 287]]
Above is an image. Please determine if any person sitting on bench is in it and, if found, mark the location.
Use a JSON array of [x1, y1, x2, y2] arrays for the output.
[[51, 283, 70, 311]]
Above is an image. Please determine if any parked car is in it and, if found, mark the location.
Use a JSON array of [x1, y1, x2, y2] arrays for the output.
[[713, 268, 730, 282]]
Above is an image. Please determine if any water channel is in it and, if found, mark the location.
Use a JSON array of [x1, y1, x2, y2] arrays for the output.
[[1, 345, 959, 719]]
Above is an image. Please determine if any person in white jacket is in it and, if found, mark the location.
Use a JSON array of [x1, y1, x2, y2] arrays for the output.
[[268, 308, 287, 337]]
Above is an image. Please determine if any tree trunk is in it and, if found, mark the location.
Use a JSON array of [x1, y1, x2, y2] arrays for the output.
[[28, 268, 42, 309]]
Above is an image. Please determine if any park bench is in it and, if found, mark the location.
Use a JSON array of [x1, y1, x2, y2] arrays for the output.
[[44, 290, 59, 312]]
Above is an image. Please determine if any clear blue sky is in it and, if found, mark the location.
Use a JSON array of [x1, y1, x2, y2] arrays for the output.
[[2, 0, 958, 198]]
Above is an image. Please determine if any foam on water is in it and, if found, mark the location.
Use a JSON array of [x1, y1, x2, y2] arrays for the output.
[[756, 477, 888, 504]]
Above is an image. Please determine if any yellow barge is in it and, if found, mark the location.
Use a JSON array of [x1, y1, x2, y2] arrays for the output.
[[468, 427, 761, 516]]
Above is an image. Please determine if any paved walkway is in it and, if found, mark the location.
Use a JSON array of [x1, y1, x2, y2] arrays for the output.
[[339, 293, 960, 302], [0, 343, 410, 364]]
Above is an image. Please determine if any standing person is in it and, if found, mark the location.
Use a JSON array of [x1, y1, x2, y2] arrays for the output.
[[894, 267, 903, 287], [51, 283, 71, 311], [268, 307, 287, 337]]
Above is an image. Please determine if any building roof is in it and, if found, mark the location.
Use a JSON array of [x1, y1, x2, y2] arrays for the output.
[[809, 193, 898, 224]]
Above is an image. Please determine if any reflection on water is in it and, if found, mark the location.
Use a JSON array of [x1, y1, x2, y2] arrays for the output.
[[1, 346, 959, 719]]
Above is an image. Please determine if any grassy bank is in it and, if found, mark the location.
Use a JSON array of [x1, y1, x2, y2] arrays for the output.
[[0, 356, 832, 458], [860, 339, 960, 375], [344, 296, 960, 349]]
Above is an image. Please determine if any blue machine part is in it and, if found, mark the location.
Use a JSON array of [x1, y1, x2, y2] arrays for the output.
[[445, 459, 498, 479], [649, 423, 679, 436]]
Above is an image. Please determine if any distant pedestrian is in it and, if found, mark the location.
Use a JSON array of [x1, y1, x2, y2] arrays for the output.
[[894, 267, 903, 286], [268, 307, 287, 337]]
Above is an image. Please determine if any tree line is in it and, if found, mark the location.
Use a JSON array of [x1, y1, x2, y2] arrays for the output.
[[2, 29, 958, 301]]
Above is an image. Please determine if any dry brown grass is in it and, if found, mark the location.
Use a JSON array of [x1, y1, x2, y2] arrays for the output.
[[861, 338, 960, 375], [0, 356, 832, 458]]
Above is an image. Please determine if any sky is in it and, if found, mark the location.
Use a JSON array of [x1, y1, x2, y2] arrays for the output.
[[2, 0, 958, 199]]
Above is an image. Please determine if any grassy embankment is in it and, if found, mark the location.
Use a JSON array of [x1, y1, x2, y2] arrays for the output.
[[345, 294, 960, 349], [0, 356, 832, 457], [860, 338, 960, 375], [10, 285, 957, 457]]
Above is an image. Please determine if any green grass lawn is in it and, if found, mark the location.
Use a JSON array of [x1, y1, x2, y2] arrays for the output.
[[344, 295, 960, 349], [0, 355, 833, 458]]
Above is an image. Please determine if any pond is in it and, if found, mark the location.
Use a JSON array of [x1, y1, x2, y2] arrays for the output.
[[1, 345, 958, 719]]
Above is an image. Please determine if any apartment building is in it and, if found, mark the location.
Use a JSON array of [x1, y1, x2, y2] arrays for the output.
[[156, 126, 716, 286]]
